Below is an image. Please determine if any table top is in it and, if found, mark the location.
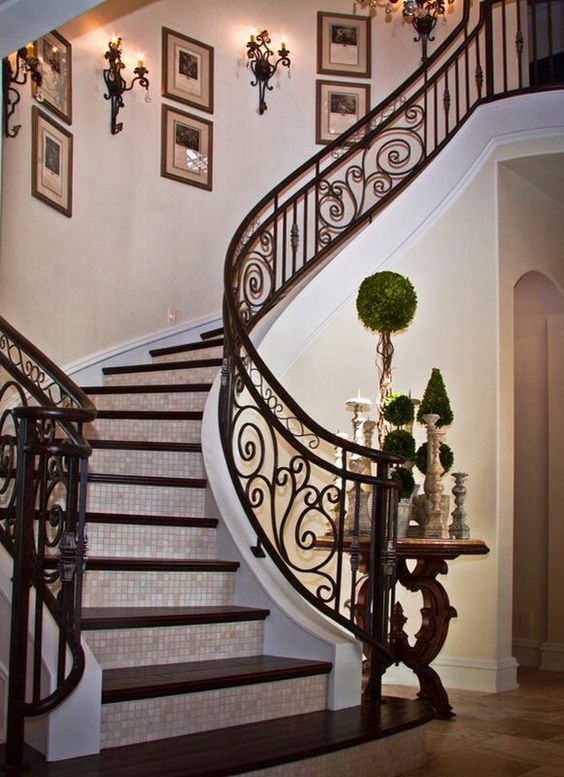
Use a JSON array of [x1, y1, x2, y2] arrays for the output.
[[396, 538, 490, 559]]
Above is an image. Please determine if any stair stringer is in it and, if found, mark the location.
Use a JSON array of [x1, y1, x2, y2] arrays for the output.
[[0, 545, 102, 760], [202, 381, 363, 712]]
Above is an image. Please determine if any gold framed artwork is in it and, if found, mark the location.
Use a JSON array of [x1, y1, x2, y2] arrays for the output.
[[31, 107, 73, 217], [161, 104, 213, 190], [316, 80, 371, 145], [32, 30, 72, 124], [317, 12, 371, 78], [162, 27, 214, 113]]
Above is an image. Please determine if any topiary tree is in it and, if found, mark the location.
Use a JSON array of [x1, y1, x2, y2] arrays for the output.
[[415, 441, 454, 475], [391, 466, 415, 500], [382, 429, 416, 460], [356, 271, 417, 444], [416, 368, 453, 427], [382, 393, 415, 427]]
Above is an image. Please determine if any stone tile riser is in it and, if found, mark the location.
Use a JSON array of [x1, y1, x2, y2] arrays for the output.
[[83, 569, 236, 608], [87, 482, 205, 517], [100, 675, 328, 749], [152, 345, 223, 364], [89, 449, 205, 479], [89, 392, 209, 412], [85, 620, 264, 669], [87, 523, 216, 560], [105, 365, 220, 387], [85, 419, 202, 443]]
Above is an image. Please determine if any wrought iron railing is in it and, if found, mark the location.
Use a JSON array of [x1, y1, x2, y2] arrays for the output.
[[0, 316, 96, 766], [220, 0, 563, 697]]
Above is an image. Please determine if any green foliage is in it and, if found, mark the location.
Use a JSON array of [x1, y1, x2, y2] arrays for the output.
[[356, 271, 417, 334], [416, 368, 454, 427], [382, 429, 416, 460], [415, 442, 454, 475], [382, 393, 414, 427], [391, 466, 415, 500]]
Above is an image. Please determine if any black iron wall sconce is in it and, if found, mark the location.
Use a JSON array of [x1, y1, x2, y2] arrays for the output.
[[246, 30, 290, 114], [390, 0, 454, 61], [103, 36, 149, 134], [2, 45, 42, 138]]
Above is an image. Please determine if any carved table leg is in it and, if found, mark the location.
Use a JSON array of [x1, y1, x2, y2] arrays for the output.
[[391, 557, 457, 718]]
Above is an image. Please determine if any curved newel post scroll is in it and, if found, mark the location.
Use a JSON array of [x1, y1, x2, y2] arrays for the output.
[[391, 539, 489, 718], [0, 317, 96, 769]]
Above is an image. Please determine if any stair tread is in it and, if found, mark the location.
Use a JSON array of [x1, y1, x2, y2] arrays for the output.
[[84, 384, 212, 394], [101, 655, 332, 703], [88, 473, 206, 487], [89, 439, 202, 452], [94, 409, 203, 420], [201, 326, 224, 340], [85, 512, 217, 527], [150, 337, 224, 358], [82, 605, 270, 629], [103, 358, 221, 375], [2, 697, 433, 776], [48, 557, 238, 572]]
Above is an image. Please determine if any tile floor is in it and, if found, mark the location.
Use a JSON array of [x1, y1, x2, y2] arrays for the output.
[[391, 668, 564, 776]]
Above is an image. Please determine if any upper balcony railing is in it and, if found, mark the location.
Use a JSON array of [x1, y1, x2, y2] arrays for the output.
[[0, 316, 96, 766], [220, 0, 563, 699]]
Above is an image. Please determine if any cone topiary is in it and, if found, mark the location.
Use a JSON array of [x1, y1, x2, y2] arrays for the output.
[[382, 429, 416, 460], [416, 368, 453, 428], [415, 441, 454, 475], [382, 393, 414, 427]]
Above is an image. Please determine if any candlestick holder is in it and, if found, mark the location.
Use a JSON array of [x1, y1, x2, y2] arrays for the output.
[[450, 472, 470, 539], [3, 46, 42, 138], [246, 30, 290, 114]]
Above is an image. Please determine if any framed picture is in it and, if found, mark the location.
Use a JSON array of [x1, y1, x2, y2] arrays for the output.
[[32, 30, 72, 124], [317, 12, 371, 78], [161, 105, 213, 190], [162, 27, 214, 113], [31, 107, 73, 217], [316, 80, 371, 145]]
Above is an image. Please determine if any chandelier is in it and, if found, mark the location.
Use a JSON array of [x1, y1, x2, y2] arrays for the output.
[[353, 0, 455, 61]]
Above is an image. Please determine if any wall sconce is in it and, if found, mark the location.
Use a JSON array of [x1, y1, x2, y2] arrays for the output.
[[390, 0, 454, 61], [103, 36, 149, 134], [246, 30, 290, 115], [2, 45, 42, 138]]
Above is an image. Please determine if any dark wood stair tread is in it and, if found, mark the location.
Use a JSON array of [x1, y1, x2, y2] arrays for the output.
[[87, 473, 206, 487], [94, 409, 202, 420], [82, 605, 270, 629], [150, 337, 224, 358], [0, 697, 433, 776], [85, 512, 217, 528], [103, 358, 221, 375], [83, 384, 212, 394], [45, 557, 239, 572], [89, 440, 202, 453], [101, 655, 332, 703], [201, 326, 224, 340]]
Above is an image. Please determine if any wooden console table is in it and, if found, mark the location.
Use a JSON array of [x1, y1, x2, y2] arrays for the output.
[[392, 538, 490, 718]]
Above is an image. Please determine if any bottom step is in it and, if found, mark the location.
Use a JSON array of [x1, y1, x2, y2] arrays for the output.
[[4, 697, 433, 776]]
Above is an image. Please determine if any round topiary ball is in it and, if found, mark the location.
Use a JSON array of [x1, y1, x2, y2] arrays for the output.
[[382, 429, 416, 460], [382, 393, 415, 427], [415, 442, 454, 475], [356, 271, 417, 334], [391, 466, 415, 500]]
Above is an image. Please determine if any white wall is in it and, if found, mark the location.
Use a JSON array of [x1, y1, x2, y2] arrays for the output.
[[0, 0, 459, 369]]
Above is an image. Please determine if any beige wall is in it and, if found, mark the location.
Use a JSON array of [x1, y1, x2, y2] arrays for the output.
[[0, 0, 458, 367]]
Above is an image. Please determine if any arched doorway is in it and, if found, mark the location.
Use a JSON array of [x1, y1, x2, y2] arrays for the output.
[[513, 271, 564, 669]]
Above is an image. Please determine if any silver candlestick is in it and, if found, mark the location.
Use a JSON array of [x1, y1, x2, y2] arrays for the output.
[[450, 472, 470, 539]]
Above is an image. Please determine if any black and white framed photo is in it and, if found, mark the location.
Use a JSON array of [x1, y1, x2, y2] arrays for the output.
[[162, 27, 214, 113], [317, 12, 371, 78], [161, 104, 213, 190], [316, 80, 370, 144], [32, 30, 72, 124], [31, 107, 73, 216]]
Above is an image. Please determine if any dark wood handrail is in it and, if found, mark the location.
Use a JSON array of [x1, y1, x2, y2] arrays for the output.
[[220, 0, 563, 700], [0, 317, 96, 766]]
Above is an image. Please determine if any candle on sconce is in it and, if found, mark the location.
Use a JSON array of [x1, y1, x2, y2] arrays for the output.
[[281, 35, 287, 50], [26, 42, 34, 57], [137, 53, 145, 68], [250, 30, 256, 43], [110, 34, 120, 48]]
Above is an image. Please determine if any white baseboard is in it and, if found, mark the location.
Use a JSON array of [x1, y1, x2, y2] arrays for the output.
[[64, 312, 223, 386], [513, 638, 541, 668], [540, 642, 564, 671], [383, 655, 518, 693]]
